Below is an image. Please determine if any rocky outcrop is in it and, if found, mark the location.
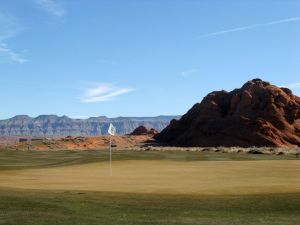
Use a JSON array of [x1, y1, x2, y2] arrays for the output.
[[130, 126, 158, 135], [155, 79, 300, 147], [0, 115, 180, 137]]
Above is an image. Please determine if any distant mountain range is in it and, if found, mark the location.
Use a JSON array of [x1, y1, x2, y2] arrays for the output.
[[0, 115, 180, 137]]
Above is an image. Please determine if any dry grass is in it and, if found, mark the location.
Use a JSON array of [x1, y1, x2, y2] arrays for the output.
[[0, 135, 151, 151], [0, 159, 299, 195], [138, 146, 300, 155]]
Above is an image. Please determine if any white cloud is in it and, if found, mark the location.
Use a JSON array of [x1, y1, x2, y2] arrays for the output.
[[0, 43, 27, 64], [0, 13, 27, 64], [199, 16, 300, 38], [34, 0, 66, 17], [0, 13, 19, 41], [288, 82, 300, 88], [280, 82, 300, 96], [181, 69, 199, 77], [82, 83, 133, 103]]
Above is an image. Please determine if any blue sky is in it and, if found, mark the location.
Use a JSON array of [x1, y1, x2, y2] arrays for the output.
[[1, 0, 300, 119]]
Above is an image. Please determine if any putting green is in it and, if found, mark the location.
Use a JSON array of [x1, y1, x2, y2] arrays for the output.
[[0, 160, 299, 195]]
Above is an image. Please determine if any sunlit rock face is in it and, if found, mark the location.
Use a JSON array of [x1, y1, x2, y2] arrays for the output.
[[155, 79, 300, 147]]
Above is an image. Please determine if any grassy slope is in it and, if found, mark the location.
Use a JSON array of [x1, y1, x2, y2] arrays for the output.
[[0, 150, 299, 225]]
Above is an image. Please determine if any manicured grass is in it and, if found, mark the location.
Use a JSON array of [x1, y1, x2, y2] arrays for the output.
[[0, 149, 298, 171], [0, 150, 299, 224], [0, 189, 299, 225]]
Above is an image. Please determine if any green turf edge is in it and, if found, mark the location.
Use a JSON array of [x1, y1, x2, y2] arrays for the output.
[[0, 188, 299, 225]]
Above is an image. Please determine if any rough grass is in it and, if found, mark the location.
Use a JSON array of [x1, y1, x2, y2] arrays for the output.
[[0, 189, 299, 225], [139, 146, 300, 155]]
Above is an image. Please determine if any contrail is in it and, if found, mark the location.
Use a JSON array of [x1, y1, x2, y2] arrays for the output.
[[199, 17, 300, 38]]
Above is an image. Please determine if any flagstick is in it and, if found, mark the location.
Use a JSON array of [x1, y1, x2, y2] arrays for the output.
[[109, 134, 112, 176], [108, 123, 115, 176]]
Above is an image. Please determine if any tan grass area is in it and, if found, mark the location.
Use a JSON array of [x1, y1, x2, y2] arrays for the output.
[[0, 160, 299, 195]]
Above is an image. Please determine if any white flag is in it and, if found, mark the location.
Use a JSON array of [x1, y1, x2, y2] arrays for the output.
[[108, 123, 116, 135]]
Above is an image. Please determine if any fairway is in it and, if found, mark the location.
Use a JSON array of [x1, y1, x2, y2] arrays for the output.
[[0, 150, 299, 225]]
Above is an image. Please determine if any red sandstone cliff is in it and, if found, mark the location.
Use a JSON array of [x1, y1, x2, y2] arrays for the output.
[[155, 79, 300, 147]]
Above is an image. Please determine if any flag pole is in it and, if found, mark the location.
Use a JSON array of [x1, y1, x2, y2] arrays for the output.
[[108, 123, 115, 176], [109, 134, 112, 176]]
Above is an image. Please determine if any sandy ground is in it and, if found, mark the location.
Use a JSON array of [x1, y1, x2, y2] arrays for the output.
[[0, 160, 299, 195], [0, 135, 153, 151]]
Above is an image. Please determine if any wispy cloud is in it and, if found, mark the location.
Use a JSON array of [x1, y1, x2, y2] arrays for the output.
[[0, 43, 27, 64], [181, 69, 199, 77], [288, 82, 300, 96], [82, 83, 133, 103], [288, 82, 300, 88], [0, 13, 27, 64], [0, 13, 20, 41], [34, 0, 66, 17], [98, 59, 118, 66], [199, 17, 300, 38]]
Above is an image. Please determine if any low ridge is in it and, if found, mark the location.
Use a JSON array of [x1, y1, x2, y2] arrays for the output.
[[130, 126, 158, 135]]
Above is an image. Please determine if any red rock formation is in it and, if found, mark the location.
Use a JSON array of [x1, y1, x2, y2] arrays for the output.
[[155, 79, 300, 147], [130, 126, 158, 135], [149, 128, 159, 135]]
